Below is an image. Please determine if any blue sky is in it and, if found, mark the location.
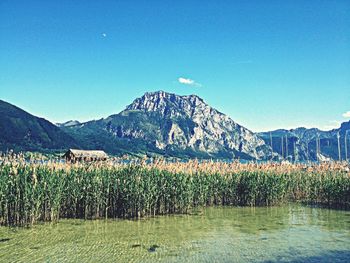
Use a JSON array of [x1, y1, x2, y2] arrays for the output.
[[0, 0, 349, 132]]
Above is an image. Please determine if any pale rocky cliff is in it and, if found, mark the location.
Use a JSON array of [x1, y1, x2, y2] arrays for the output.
[[120, 91, 273, 159]]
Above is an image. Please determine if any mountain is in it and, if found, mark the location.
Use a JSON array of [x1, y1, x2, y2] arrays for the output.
[[56, 120, 81, 127], [2, 93, 348, 161], [258, 122, 350, 161], [62, 91, 274, 160], [0, 99, 78, 152]]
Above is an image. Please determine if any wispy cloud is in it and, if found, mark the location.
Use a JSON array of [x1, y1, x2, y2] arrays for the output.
[[342, 111, 350, 118], [178, 77, 202, 87], [323, 120, 342, 130]]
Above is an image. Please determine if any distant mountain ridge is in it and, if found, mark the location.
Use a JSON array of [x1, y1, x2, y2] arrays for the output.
[[1, 93, 349, 161], [62, 91, 274, 159], [56, 120, 80, 127], [0, 99, 78, 152], [258, 122, 350, 161]]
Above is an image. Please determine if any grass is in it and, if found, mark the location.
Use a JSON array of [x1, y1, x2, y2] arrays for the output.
[[0, 157, 349, 226]]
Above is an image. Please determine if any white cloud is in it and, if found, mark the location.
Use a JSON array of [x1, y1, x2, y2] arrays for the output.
[[178, 77, 201, 87], [342, 111, 350, 118], [102, 33, 107, 37], [178, 77, 194, 85]]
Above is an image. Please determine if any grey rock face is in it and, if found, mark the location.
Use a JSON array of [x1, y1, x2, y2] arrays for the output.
[[123, 91, 273, 160], [258, 121, 350, 161]]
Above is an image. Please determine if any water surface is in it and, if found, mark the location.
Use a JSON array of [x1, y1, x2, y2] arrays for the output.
[[0, 204, 349, 262]]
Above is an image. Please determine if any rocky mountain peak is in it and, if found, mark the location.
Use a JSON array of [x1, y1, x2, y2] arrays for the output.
[[124, 91, 211, 119], [120, 91, 273, 160]]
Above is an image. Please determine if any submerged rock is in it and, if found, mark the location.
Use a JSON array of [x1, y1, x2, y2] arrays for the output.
[[148, 244, 160, 252]]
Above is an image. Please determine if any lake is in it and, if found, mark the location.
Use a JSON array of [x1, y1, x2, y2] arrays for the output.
[[0, 204, 349, 262]]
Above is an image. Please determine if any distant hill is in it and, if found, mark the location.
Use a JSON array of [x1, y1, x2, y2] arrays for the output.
[[0, 100, 78, 152], [258, 122, 350, 161], [2, 93, 348, 161], [56, 120, 80, 127], [62, 91, 274, 160]]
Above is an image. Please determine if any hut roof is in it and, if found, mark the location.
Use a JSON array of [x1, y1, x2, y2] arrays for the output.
[[65, 149, 108, 159]]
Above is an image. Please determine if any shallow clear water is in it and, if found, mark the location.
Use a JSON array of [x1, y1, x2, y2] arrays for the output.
[[0, 204, 349, 262]]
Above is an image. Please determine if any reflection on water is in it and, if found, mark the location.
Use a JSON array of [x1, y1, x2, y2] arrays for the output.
[[0, 204, 349, 262]]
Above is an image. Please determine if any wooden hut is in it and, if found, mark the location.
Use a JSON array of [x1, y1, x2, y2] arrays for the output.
[[63, 149, 108, 162]]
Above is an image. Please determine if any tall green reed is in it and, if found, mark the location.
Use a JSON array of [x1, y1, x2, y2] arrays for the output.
[[0, 162, 349, 226]]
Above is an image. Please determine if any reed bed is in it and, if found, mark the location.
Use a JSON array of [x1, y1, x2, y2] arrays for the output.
[[0, 157, 349, 226]]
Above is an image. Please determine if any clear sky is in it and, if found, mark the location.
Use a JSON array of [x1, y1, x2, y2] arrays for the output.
[[1, 0, 349, 132]]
